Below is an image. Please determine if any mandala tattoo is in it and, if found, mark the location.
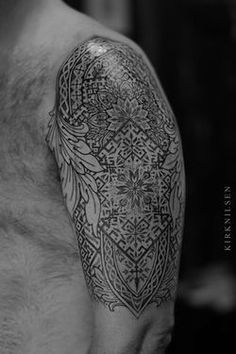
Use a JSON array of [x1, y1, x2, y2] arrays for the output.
[[46, 37, 185, 318]]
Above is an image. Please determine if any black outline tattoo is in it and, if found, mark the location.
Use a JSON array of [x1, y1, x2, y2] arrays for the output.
[[46, 37, 185, 318]]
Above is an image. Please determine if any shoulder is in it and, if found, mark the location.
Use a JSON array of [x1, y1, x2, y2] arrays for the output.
[[53, 33, 182, 167], [51, 7, 162, 103], [56, 33, 154, 85], [54, 34, 175, 132]]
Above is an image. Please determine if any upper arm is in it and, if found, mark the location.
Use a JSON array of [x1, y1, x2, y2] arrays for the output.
[[46, 36, 185, 353]]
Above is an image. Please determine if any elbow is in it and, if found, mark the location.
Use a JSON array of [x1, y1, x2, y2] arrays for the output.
[[121, 315, 174, 354], [118, 325, 174, 354], [142, 326, 173, 354], [140, 309, 175, 354], [89, 302, 175, 354], [88, 323, 174, 354]]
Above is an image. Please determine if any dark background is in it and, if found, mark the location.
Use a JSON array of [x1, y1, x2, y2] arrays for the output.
[[64, 1, 236, 353]]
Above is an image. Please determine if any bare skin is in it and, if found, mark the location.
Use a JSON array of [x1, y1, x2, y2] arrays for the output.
[[0, 1, 185, 353]]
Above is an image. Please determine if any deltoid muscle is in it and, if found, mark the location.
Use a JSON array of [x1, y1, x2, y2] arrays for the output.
[[46, 37, 185, 318]]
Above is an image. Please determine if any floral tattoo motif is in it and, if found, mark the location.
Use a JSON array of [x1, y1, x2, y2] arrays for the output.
[[116, 169, 154, 209], [107, 98, 150, 131], [46, 37, 185, 318]]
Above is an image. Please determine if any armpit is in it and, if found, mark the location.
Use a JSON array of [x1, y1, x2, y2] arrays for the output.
[[46, 36, 185, 318]]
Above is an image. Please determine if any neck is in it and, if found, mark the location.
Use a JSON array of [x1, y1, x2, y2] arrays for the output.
[[0, 0, 59, 44]]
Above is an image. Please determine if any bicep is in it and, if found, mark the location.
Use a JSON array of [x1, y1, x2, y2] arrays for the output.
[[46, 36, 185, 352]]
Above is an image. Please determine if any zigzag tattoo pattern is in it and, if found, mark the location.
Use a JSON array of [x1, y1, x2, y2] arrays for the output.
[[46, 37, 185, 318]]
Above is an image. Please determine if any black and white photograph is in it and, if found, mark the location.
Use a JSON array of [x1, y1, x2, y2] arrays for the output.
[[0, 0, 235, 353]]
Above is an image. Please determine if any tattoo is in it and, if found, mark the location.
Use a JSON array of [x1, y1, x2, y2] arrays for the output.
[[46, 37, 185, 318]]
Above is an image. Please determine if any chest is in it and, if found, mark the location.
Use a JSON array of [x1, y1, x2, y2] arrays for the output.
[[0, 53, 93, 354], [0, 53, 53, 182]]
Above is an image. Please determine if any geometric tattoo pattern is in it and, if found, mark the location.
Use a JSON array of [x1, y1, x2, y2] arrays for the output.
[[46, 37, 185, 318]]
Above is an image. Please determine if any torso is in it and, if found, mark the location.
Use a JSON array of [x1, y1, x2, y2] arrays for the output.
[[0, 49, 94, 354], [0, 7, 130, 354]]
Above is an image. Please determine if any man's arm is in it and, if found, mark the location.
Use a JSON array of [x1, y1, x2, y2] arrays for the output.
[[46, 36, 185, 354]]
